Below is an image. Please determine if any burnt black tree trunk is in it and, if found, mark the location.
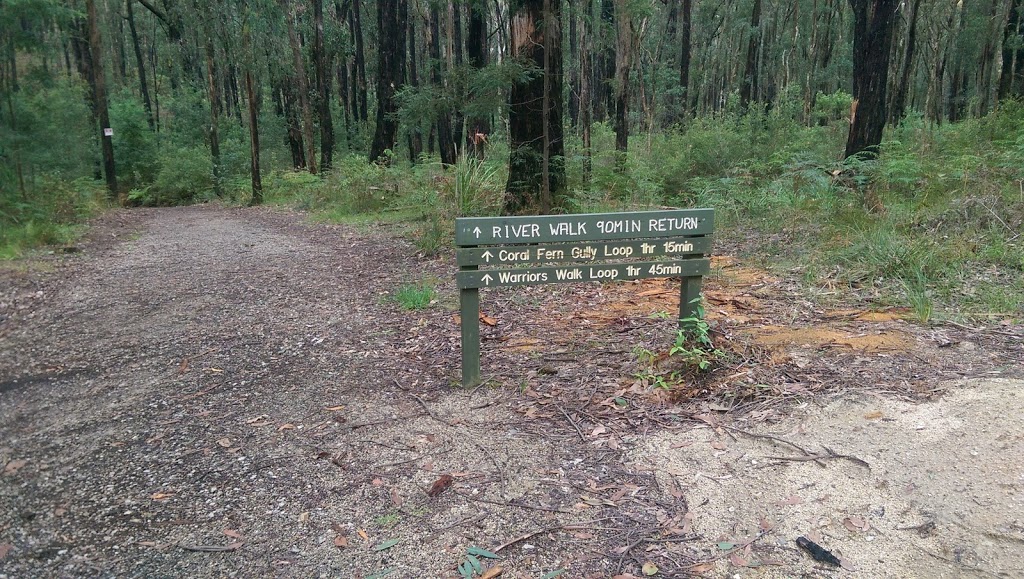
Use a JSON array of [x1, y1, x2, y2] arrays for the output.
[[739, 0, 763, 110], [845, 0, 898, 159], [87, 0, 117, 197], [467, 0, 490, 158], [351, 0, 368, 122], [312, 0, 334, 171], [429, 4, 456, 166], [999, 0, 1023, 100], [679, 0, 692, 119], [889, 0, 921, 124], [126, 0, 154, 129], [505, 0, 565, 213], [368, 0, 407, 163], [283, 0, 317, 174], [406, 14, 423, 163]]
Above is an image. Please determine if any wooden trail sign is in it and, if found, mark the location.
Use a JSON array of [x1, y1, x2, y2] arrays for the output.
[[456, 209, 714, 386]]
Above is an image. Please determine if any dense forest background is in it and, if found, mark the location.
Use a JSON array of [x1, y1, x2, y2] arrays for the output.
[[2, 0, 1023, 317]]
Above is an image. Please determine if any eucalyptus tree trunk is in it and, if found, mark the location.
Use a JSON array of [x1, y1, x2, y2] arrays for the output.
[[740, 0, 763, 110], [406, 14, 423, 163], [467, 0, 490, 159], [889, 0, 921, 125], [505, 0, 564, 214], [283, 0, 317, 174], [999, 0, 1023, 100], [351, 0, 368, 122], [612, 0, 631, 169], [87, 0, 117, 197], [368, 0, 407, 163], [312, 0, 334, 171], [845, 0, 898, 159], [204, 38, 222, 197], [429, 4, 455, 166], [126, 0, 154, 129], [679, 0, 692, 119], [580, 0, 593, 183]]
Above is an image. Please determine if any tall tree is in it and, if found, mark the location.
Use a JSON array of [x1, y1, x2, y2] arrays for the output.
[[466, 0, 490, 158], [283, 0, 317, 174], [739, 0, 763, 109], [87, 0, 117, 197], [505, 0, 564, 213], [368, 0, 407, 162], [845, 0, 899, 159], [889, 0, 921, 125], [679, 0, 692, 119], [612, 0, 632, 167], [312, 0, 334, 171], [126, 0, 155, 129], [999, 0, 1023, 100], [429, 3, 455, 166]]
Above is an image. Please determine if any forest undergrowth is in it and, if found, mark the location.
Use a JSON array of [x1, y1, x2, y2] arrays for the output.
[[3, 86, 1023, 322]]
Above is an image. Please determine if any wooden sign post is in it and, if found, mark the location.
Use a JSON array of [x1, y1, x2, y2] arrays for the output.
[[456, 209, 714, 386]]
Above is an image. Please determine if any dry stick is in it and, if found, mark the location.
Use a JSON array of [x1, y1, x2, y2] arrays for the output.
[[718, 425, 819, 458], [766, 445, 871, 470], [456, 492, 571, 514], [557, 404, 587, 442], [493, 518, 611, 554], [940, 319, 1022, 339]]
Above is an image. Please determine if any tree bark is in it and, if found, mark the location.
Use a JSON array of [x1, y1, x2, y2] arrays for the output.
[[87, 0, 118, 197], [312, 0, 334, 171], [889, 0, 921, 124], [430, 4, 456, 166], [351, 0, 368, 122], [283, 0, 317, 174], [467, 0, 490, 158], [204, 38, 223, 198], [245, 67, 262, 204], [612, 0, 631, 167], [845, 0, 899, 159], [126, 0, 154, 129], [580, 0, 592, 183], [998, 0, 1022, 100], [740, 0, 763, 110], [368, 0, 407, 163], [451, 2, 465, 158], [679, 0, 692, 119], [505, 0, 564, 214], [406, 12, 423, 163]]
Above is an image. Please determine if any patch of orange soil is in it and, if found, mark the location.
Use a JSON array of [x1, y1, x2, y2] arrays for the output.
[[744, 325, 911, 352]]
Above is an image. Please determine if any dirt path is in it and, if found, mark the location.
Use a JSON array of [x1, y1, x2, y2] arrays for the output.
[[1, 205, 1022, 578]]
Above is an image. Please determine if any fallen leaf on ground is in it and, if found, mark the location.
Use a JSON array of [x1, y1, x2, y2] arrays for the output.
[[390, 488, 403, 507], [729, 552, 749, 567], [372, 539, 400, 551], [427, 474, 455, 497], [178, 359, 189, 374], [216, 438, 232, 448], [591, 425, 608, 436], [151, 492, 174, 501], [223, 529, 243, 539], [710, 440, 727, 450], [333, 535, 348, 548], [479, 313, 498, 326], [371, 478, 385, 486], [2, 459, 28, 476], [325, 405, 345, 411], [843, 516, 869, 532], [688, 562, 715, 573], [478, 567, 503, 579], [717, 541, 735, 550], [0, 543, 12, 559], [641, 562, 659, 575], [358, 529, 369, 541], [863, 411, 884, 420]]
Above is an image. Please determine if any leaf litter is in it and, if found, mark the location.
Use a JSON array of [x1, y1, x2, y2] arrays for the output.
[[0, 206, 1020, 578]]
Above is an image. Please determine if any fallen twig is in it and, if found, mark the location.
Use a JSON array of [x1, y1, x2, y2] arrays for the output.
[[180, 542, 242, 552], [766, 446, 870, 470], [494, 518, 610, 554], [556, 404, 587, 442]]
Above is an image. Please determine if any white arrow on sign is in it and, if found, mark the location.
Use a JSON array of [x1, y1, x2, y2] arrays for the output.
[[481, 250, 494, 262], [480, 274, 493, 286], [473, 227, 482, 238]]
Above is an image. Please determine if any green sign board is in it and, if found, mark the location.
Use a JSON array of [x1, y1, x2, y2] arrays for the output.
[[456, 208, 715, 386], [457, 259, 711, 289], [456, 236, 714, 267], [455, 208, 714, 245]]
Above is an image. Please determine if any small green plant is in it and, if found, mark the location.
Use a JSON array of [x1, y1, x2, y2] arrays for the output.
[[393, 282, 436, 310], [457, 546, 500, 579], [672, 298, 725, 371], [374, 512, 401, 527]]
